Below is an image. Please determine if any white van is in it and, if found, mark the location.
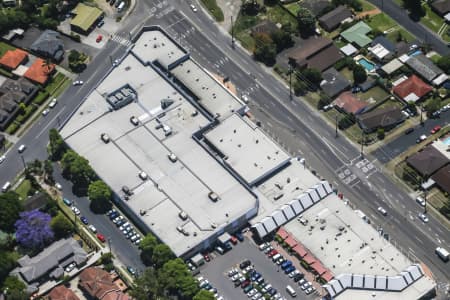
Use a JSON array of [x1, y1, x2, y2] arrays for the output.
[[286, 285, 297, 297], [272, 253, 281, 262], [435, 247, 450, 262], [18, 144, 26, 153], [2, 181, 11, 192]]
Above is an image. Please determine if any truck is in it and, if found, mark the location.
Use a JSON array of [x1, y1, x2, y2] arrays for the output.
[[435, 247, 450, 262], [117, 1, 125, 12]]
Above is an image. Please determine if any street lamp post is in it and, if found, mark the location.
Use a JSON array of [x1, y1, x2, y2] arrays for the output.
[[335, 115, 338, 138], [108, 237, 112, 253], [360, 132, 364, 157], [420, 104, 424, 126], [20, 155, 26, 170], [231, 16, 235, 48]]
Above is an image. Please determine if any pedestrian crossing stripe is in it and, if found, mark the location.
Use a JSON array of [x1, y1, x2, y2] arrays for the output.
[[111, 35, 132, 47]]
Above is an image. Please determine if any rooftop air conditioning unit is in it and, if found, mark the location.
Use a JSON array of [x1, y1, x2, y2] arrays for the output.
[[139, 171, 148, 180], [208, 191, 219, 202]]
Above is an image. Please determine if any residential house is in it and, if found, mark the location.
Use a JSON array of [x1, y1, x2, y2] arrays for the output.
[[393, 75, 432, 102], [10, 238, 87, 292], [340, 21, 372, 48], [371, 36, 396, 53], [71, 3, 104, 35], [300, 0, 330, 16], [251, 21, 279, 36], [287, 37, 343, 72], [318, 6, 352, 32], [0, 48, 28, 70], [340, 44, 358, 56], [333, 91, 368, 114], [78, 267, 130, 300], [48, 285, 80, 300], [30, 30, 64, 62], [432, 165, 450, 194], [24, 58, 56, 85], [405, 54, 444, 83], [320, 67, 350, 98], [431, 0, 450, 16], [406, 146, 449, 177], [368, 43, 391, 62], [357, 106, 404, 133], [0, 78, 37, 131], [381, 58, 403, 76]]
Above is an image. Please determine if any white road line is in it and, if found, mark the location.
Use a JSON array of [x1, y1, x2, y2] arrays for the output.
[[36, 106, 66, 139]]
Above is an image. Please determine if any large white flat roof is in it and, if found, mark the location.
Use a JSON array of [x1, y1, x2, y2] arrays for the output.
[[284, 195, 435, 299], [61, 32, 256, 256], [133, 29, 186, 69], [204, 113, 291, 185], [170, 59, 243, 119]]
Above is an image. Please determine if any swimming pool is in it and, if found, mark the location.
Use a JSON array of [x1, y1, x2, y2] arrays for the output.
[[358, 58, 376, 72], [443, 136, 450, 146]]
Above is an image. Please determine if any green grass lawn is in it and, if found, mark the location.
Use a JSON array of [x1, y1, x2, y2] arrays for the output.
[[361, 0, 376, 12], [359, 86, 390, 102], [340, 67, 353, 82], [386, 27, 415, 43], [15, 179, 31, 201], [0, 41, 15, 57], [421, 4, 444, 33], [200, 0, 224, 22], [367, 13, 397, 32], [284, 2, 300, 16], [45, 72, 69, 95], [267, 5, 298, 30]]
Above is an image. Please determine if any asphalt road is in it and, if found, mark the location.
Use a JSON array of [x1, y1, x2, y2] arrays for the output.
[[368, 0, 449, 55], [372, 110, 450, 163], [52, 166, 145, 272], [199, 238, 314, 300]]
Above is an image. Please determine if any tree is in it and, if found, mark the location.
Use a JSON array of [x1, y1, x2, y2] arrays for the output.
[[0, 192, 23, 233], [15, 209, 54, 250], [0, 252, 18, 285], [353, 65, 367, 84], [50, 212, 74, 239], [88, 180, 112, 213], [377, 128, 385, 140], [270, 29, 293, 53], [152, 244, 174, 269], [193, 290, 215, 300], [302, 68, 322, 88], [241, 0, 261, 16], [297, 7, 315, 37], [437, 54, 450, 73], [292, 78, 308, 96], [48, 128, 67, 161], [130, 268, 162, 300], [158, 258, 199, 298], [425, 98, 441, 115], [139, 234, 158, 266], [2, 276, 26, 294], [61, 150, 96, 194], [253, 33, 277, 66], [403, 0, 424, 17]]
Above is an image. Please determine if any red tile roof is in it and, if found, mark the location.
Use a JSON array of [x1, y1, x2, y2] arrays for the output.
[[276, 227, 289, 240], [48, 285, 80, 300], [292, 244, 308, 258], [79, 267, 119, 300], [284, 236, 298, 248], [302, 253, 316, 265], [311, 261, 327, 275], [24, 58, 55, 85], [321, 271, 334, 282], [393, 75, 432, 100], [334, 91, 367, 114], [0, 48, 28, 70]]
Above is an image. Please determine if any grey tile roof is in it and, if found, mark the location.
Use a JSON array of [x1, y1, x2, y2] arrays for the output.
[[406, 54, 443, 82], [320, 67, 350, 98], [30, 30, 64, 60], [13, 238, 87, 283]]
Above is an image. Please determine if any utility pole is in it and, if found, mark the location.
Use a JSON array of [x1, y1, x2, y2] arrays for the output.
[[20, 155, 26, 170], [231, 16, 235, 48], [420, 104, 424, 126], [289, 64, 292, 100], [335, 115, 338, 137], [108, 237, 112, 253], [109, 55, 113, 66], [360, 132, 364, 157]]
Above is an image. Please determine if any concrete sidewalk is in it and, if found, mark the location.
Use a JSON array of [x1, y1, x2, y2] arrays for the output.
[[212, 0, 242, 31]]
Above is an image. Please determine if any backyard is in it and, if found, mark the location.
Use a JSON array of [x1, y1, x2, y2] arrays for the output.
[[0, 41, 15, 57]]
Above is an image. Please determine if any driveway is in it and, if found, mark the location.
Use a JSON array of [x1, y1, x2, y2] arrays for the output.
[[197, 236, 317, 300]]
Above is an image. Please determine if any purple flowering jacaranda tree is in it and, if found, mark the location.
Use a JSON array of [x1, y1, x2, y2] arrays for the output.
[[15, 209, 54, 249]]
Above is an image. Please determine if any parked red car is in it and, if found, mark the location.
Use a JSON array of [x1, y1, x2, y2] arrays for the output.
[[96, 233, 106, 242], [230, 236, 238, 245], [203, 253, 210, 262], [431, 125, 441, 134], [268, 249, 278, 257], [96, 34, 103, 43]]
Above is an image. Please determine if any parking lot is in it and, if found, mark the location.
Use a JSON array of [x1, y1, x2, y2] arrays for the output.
[[197, 235, 318, 300]]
